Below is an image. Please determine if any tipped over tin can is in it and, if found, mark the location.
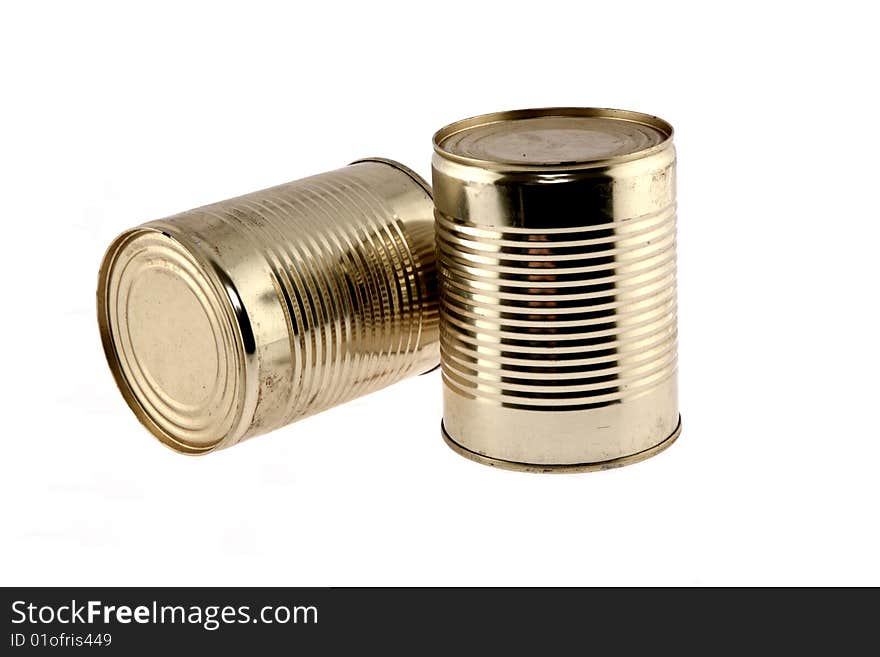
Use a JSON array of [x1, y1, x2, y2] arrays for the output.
[[98, 158, 439, 454], [433, 108, 681, 472]]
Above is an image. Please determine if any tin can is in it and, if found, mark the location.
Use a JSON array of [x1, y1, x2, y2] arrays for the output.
[[98, 158, 439, 454], [433, 108, 681, 472]]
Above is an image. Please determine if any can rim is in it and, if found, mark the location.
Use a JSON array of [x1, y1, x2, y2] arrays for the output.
[[350, 157, 433, 198], [441, 416, 682, 473], [432, 107, 674, 171]]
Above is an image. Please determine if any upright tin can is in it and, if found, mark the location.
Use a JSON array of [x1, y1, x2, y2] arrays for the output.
[[98, 158, 439, 454], [433, 108, 681, 472]]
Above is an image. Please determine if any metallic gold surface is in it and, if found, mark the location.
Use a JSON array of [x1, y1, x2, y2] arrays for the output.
[[98, 159, 439, 454], [433, 108, 680, 472]]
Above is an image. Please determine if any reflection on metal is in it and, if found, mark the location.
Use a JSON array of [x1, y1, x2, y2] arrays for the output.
[[433, 108, 681, 472], [98, 159, 439, 454]]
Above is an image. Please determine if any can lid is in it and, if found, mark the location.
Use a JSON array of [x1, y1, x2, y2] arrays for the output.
[[97, 227, 248, 454], [433, 107, 673, 169]]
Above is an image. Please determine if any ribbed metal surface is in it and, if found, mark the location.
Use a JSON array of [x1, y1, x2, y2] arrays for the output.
[[193, 165, 437, 427], [436, 205, 677, 411], [99, 159, 439, 453], [432, 107, 680, 471]]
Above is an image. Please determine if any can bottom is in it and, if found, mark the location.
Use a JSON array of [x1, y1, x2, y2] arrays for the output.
[[441, 416, 682, 474]]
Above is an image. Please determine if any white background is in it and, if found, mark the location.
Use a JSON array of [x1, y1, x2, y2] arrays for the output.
[[2, 1, 878, 586]]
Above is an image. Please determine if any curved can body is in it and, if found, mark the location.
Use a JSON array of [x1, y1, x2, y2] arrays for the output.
[[98, 158, 439, 454], [432, 108, 681, 472]]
